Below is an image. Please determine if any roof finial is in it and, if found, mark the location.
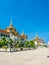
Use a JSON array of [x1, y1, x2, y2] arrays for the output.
[[22, 30, 24, 35], [10, 19, 12, 25], [9, 19, 13, 28], [36, 33, 38, 38]]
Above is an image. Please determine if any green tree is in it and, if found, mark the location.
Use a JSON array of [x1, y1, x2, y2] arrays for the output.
[[0, 40, 2, 47], [29, 40, 35, 49], [19, 39, 24, 50], [24, 39, 30, 48], [8, 38, 13, 52], [1, 37, 8, 46], [14, 41, 20, 48]]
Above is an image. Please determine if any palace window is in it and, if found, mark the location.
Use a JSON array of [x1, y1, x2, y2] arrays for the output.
[[8, 35, 10, 38], [3, 34, 5, 37], [5, 35, 7, 37], [1, 33, 3, 36]]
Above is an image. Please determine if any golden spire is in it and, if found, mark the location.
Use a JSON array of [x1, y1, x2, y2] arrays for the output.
[[10, 20, 12, 25], [36, 33, 38, 38], [22, 30, 24, 35], [9, 20, 13, 28]]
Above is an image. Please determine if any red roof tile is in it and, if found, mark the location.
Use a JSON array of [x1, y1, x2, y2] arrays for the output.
[[0, 30, 9, 34]]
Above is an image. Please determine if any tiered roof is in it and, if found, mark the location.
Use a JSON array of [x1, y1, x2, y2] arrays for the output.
[[0, 30, 9, 34], [33, 34, 44, 43], [0, 21, 27, 39]]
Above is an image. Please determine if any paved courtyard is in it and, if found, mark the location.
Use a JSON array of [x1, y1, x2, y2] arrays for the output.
[[0, 47, 49, 65]]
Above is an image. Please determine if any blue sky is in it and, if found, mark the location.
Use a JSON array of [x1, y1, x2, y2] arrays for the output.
[[0, 0, 49, 43]]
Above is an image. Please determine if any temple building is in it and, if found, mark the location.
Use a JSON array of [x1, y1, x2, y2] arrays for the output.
[[33, 34, 45, 46], [0, 21, 27, 41]]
